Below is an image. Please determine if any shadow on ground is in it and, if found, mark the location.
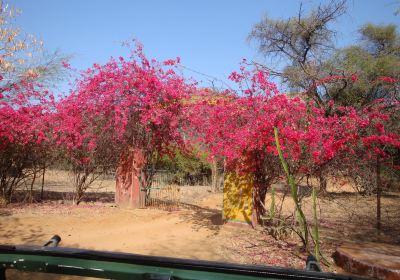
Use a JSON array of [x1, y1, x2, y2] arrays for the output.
[[10, 190, 115, 204], [178, 202, 223, 234], [0, 217, 47, 245]]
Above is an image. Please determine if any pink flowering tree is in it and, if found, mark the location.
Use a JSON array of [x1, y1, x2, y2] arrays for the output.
[[304, 75, 400, 230], [186, 64, 400, 234], [273, 77, 400, 240], [185, 69, 296, 225], [54, 46, 193, 205], [0, 77, 54, 203], [52, 93, 119, 204]]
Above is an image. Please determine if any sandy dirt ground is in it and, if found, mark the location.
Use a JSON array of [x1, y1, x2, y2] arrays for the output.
[[1, 193, 287, 280], [2, 191, 399, 263], [0, 195, 227, 260], [0, 193, 312, 279], [1, 171, 400, 279]]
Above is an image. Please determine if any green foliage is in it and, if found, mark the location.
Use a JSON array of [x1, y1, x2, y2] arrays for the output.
[[262, 187, 293, 240], [249, 1, 399, 107], [248, 0, 347, 104], [360, 24, 399, 54], [269, 186, 276, 220], [274, 127, 309, 248], [326, 24, 400, 106], [155, 148, 211, 177]]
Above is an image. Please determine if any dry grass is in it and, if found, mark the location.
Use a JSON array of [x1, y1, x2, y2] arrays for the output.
[[36, 169, 116, 193]]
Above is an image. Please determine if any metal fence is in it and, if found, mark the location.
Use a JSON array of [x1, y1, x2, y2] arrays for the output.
[[141, 170, 211, 211], [24, 169, 212, 207]]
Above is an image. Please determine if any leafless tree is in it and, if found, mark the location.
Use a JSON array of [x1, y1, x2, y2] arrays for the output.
[[248, 0, 347, 104]]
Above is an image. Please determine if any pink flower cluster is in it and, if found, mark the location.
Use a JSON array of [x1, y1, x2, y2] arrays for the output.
[[186, 68, 400, 175], [1, 48, 399, 175]]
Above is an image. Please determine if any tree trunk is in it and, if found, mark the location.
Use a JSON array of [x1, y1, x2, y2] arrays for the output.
[[5, 175, 17, 203], [319, 173, 327, 194], [40, 165, 45, 202], [115, 148, 146, 208], [376, 156, 381, 231], [211, 158, 218, 192], [252, 169, 268, 226], [29, 170, 37, 203]]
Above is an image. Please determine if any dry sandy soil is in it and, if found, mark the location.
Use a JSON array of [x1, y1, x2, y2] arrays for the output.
[[1, 170, 400, 279], [2, 193, 304, 264], [1, 193, 307, 280]]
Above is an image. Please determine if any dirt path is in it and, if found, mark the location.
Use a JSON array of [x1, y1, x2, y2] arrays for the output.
[[0, 194, 312, 280], [3, 190, 399, 278], [0, 194, 237, 263]]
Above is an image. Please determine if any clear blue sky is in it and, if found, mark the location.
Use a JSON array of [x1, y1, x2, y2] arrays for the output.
[[10, 0, 400, 92]]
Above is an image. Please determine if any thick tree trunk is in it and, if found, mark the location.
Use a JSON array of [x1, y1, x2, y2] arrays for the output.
[[319, 173, 327, 194], [115, 148, 146, 208], [252, 185, 267, 227], [252, 169, 268, 227]]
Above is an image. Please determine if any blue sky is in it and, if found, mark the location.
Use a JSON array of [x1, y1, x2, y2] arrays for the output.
[[10, 0, 400, 92]]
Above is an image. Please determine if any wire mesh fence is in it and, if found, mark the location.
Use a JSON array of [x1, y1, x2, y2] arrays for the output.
[[141, 170, 212, 211], [11, 168, 213, 207]]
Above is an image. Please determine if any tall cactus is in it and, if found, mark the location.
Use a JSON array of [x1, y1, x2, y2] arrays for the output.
[[274, 127, 309, 248], [269, 186, 276, 220]]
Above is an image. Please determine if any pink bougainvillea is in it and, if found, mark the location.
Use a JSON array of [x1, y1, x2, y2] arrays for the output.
[[0, 79, 54, 150], [186, 66, 400, 178], [52, 46, 193, 165], [1, 44, 399, 210]]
